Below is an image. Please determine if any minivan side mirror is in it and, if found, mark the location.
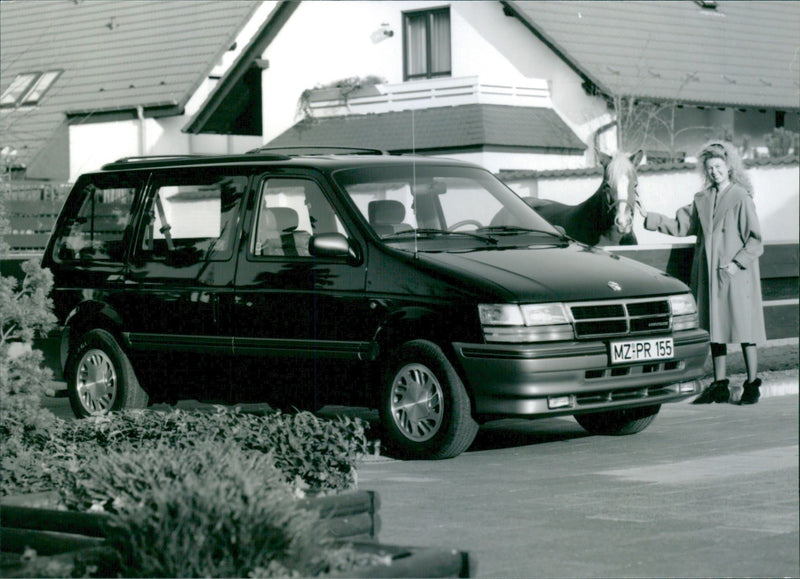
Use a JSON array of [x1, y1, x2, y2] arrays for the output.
[[309, 233, 360, 264], [553, 225, 566, 236]]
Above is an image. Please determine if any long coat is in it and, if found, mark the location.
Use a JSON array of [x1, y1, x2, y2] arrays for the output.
[[644, 182, 766, 344]]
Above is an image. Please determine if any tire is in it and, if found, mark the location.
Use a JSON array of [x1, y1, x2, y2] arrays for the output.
[[379, 340, 479, 460], [574, 404, 660, 436], [66, 329, 148, 418]]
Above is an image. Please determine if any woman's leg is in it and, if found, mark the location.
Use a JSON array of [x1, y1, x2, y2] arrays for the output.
[[741, 342, 758, 382], [739, 343, 761, 405], [694, 342, 730, 403], [711, 342, 727, 382]]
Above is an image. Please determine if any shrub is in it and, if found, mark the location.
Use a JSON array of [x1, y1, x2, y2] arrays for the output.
[[766, 127, 799, 158], [1, 257, 61, 496], [62, 441, 382, 577], [57, 406, 368, 502]]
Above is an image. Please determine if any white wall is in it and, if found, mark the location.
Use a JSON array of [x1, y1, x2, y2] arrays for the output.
[[504, 163, 800, 245], [443, 150, 585, 174], [69, 120, 140, 181], [69, 116, 262, 181], [260, 0, 607, 152]]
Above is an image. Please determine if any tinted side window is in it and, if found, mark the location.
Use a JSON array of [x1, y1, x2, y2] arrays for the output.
[[53, 173, 142, 262], [139, 170, 247, 264], [250, 178, 345, 258]]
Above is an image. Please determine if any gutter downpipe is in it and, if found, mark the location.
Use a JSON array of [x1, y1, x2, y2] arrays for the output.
[[136, 106, 146, 156]]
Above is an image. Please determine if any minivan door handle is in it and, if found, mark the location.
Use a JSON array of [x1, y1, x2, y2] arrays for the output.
[[212, 294, 219, 324]]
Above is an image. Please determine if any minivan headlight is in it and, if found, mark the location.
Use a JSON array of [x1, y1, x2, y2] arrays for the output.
[[479, 303, 574, 343], [670, 293, 699, 331]]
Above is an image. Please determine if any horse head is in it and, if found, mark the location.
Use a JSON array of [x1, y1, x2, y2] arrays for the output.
[[597, 150, 643, 244]]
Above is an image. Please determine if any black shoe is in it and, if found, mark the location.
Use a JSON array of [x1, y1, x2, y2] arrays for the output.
[[693, 379, 730, 404], [738, 378, 761, 405]]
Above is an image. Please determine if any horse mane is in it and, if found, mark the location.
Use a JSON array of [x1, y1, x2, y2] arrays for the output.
[[605, 152, 634, 185]]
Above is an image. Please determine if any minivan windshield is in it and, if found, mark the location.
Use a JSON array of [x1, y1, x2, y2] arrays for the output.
[[332, 165, 562, 246]]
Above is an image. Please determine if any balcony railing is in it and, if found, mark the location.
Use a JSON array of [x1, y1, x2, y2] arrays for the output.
[[306, 75, 551, 117]]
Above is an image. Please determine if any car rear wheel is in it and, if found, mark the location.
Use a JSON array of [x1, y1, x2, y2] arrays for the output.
[[67, 329, 148, 418], [574, 404, 660, 435], [379, 340, 478, 460]]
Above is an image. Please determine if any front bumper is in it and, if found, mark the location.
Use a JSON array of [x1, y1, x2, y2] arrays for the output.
[[454, 328, 709, 418]]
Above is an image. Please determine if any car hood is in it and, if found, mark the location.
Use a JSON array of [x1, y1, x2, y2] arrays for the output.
[[419, 243, 689, 302]]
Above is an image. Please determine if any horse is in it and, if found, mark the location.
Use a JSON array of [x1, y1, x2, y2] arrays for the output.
[[527, 150, 644, 246]]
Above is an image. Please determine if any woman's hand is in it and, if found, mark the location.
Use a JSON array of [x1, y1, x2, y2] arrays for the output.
[[635, 199, 647, 219], [720, 262, 739, 276]]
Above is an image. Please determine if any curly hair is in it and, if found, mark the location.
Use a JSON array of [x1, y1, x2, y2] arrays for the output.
[[697, 140, 753, 196]]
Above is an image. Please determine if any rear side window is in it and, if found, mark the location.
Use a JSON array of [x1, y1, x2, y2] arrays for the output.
[[138, 169, 247, 263], [53, 173, 142, 262]]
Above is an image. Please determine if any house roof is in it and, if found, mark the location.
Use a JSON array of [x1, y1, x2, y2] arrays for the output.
[[266, 104, 586, 153], [502, 1, 800, 110], [0, 0, 259, 171]]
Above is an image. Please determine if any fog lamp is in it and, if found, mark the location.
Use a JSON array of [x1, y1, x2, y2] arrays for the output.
[[548, 395, 573, 409]]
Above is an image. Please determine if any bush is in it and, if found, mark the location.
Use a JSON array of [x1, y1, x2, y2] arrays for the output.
[[56, 406, 368, 505], [46, 441, 385, 577], [1, 257, 61, 496]]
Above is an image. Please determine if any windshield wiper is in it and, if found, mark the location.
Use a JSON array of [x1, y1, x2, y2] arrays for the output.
[[382, 228, 498, 244], [478, 225, 570, 242]]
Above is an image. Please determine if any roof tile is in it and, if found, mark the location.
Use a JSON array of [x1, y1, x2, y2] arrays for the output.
[[268, 104, 586, 152], [505, 0, 800, 109], [0, 0, 259, 169]]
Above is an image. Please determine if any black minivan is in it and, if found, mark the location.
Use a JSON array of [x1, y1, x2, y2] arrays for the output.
[[43, 150, 709, 459]]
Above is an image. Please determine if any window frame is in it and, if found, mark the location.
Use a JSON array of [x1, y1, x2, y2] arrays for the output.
[[134, 168, 249, 264], [402, 6, 452, 81], [51, 172, 145, 264], [0, 70, 62, 108], [247, 174, 348, 261]]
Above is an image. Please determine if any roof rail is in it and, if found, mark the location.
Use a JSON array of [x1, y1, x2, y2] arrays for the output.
[[108, 155, 211, 164], [246, 146, 390, 156]]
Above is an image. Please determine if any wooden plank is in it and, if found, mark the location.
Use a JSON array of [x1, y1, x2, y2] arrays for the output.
[[7, 216, 56, 233], [300, 490, 380, 540], [4, 200, 62, 217], [0, 528, 105, 556], [613, 243, 799, 281], [3, 234, 51, 250], [761, 243, 799, 278], [0, 505, 109, 537], [321, 512, 381, 541], [763, 303, 800, 340], [334, 542, 476, 578]]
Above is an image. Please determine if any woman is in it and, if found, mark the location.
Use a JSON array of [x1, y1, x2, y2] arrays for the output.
[[638, 141, 766, 404]]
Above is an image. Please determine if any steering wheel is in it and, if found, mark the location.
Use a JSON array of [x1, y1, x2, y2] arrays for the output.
[[447, 219, 483, 232]]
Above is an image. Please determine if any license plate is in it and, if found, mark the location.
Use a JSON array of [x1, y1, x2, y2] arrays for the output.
[[610, 337, 674, 364]]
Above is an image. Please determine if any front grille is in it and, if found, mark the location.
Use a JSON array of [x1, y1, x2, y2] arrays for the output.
[[568, 298, 671, 339]]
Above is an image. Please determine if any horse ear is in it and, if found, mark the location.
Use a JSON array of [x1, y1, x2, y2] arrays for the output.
[[597, 151, 612, 167], [630, 150, 644, 166]]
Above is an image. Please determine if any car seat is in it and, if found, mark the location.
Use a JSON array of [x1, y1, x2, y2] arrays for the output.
[[271, 207, 310, 256], [368, 200, 412, 236]]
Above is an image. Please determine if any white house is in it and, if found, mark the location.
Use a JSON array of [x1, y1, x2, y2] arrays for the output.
[[3, 1, 798, 184], [187, 1, 799, 173]]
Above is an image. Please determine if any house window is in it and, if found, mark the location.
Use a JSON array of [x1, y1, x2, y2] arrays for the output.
[[0, 70, 62, 108], [403, 7, 451, 80]]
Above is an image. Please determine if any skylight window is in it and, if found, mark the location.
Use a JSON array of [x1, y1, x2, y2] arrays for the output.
[[23, 71, 62, 105], [0, 70, 62, 108]]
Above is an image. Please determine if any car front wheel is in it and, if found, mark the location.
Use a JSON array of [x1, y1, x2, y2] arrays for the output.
[[67, 329, 148, 418], [574, 404, 660, 435], [379, 340, 478, 460]]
